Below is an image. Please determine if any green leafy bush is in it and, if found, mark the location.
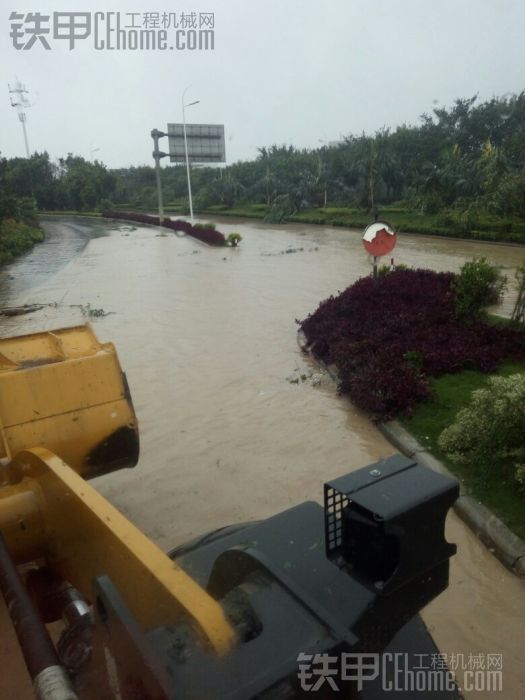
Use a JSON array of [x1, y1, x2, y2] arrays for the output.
[[226, 232, 242, 247], [438, 373, 525, 490], [0, 218, 44, 266], [194, 222, 216, 230], [453, 257, 507, 321], [378, 262, 408, 276]]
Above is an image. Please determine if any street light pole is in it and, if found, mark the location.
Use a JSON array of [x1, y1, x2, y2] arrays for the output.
[[20, 114, 30, 159], [318, 139, 328, 208], [182, 87, 200, 223]]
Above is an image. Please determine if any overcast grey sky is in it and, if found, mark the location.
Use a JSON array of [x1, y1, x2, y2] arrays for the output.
[[3, 0, 525, 169]]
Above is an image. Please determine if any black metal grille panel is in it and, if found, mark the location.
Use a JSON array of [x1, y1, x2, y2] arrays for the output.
[[324, 483, 349, 555]]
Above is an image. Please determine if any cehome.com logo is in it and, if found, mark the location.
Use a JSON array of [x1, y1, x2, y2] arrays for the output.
[[9, 11, 215, 51], [297, 652, 503, 693]]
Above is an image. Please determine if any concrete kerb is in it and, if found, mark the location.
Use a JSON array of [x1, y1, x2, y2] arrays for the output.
[[297, 331, 525, 578]]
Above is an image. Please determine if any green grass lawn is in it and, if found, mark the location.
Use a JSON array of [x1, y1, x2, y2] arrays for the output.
[[98, 201, 525, 243], [40, 210, 102, 218], [400, 360, 525, 540], [197, 203, 525, 244]]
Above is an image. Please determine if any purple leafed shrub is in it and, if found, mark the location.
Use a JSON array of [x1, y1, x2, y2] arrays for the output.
[[102, 210, 160, 226], [102, 211, 226, 246], [300, 268, 525, 421], [165, 218, 192, 234], [164, 218, 226, 245]]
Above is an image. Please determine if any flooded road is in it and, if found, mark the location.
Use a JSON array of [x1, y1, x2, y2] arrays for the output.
[[1, 215, 524, 698]]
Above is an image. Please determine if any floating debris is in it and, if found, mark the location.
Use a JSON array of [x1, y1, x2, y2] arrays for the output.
[[262, 246, 319, 257], [79, 303, 111, 318], [285, 367, 325, 386], [286, 368, 310, 384], [0, 304, 44, 317], [0, 301, 113, 319]]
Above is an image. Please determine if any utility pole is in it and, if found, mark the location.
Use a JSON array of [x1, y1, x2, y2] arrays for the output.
[[9, 79, 31, 158]]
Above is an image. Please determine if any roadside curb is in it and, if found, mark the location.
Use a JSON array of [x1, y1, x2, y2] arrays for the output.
[[297, 330, 525, 578]]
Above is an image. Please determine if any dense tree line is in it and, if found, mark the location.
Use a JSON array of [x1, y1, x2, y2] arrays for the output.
[[2, 93, 525, 224], [0, 153, 116, 214], [0, 155, 44, 265], [202, 92, 525, 222]]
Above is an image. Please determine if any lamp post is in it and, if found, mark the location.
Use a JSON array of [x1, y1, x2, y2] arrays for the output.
[[317, 139, 328, 208], [90, 146, 100, 162], [182, 87, 200, 223]]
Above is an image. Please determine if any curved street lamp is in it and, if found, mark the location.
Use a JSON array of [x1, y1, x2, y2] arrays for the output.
[[182, 87, 200, 223]]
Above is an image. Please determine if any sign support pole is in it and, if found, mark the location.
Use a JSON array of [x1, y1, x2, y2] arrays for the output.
[[362, 222, 398, 280], [182, 119, 194, 223], [151, 129, 167, 225]]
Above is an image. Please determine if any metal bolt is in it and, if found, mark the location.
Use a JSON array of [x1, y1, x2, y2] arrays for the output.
[[369, 469, 381, 477]]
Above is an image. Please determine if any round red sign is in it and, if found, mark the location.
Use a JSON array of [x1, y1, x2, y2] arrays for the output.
[[363, 221, 397, 257]]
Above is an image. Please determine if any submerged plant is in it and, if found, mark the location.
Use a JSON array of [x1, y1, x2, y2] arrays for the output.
[[226, 232, 242, 247]]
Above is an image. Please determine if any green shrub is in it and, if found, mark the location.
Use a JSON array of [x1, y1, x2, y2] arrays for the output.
[[377, 264, 392, 276], [438, 373, 525, 491], [194, 222, 216, 230], [377, 262, 408, 276], [453, 257, 507, 321], [226, 232, 242, 247], [0, 218, 44, 266]]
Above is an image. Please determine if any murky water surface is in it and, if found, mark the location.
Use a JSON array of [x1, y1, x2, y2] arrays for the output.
[[1, 216, 524, 698]]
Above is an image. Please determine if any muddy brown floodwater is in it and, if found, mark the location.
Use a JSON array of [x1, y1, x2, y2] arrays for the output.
[[1, 215, 524, 698]]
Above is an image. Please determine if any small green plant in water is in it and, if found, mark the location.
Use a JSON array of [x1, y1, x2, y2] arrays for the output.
[[226, 232, 242, 247]]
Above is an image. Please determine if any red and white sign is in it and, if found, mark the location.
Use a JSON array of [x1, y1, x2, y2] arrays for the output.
[[362, 221, 397, 257]]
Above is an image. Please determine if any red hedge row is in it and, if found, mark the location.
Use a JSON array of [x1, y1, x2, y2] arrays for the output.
[[102, 211, 226, 246], [300, 268, 525, 420]]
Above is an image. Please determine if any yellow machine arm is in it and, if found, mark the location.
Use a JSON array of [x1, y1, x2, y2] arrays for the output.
[[0, 326, 235, 698]]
